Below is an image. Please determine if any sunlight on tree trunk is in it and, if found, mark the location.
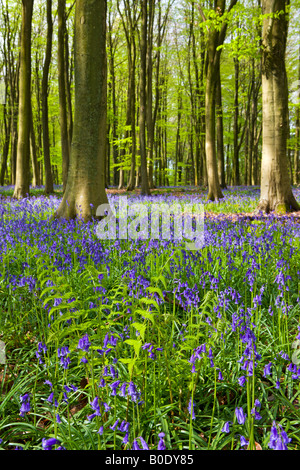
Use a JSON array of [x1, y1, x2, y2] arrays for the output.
[[257, 0, 299, 214], [13, 0, 33, 200], [55, 0, 108, 221]]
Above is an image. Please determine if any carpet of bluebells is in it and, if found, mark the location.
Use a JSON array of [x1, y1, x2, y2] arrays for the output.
[[0, 185, 300, 451]]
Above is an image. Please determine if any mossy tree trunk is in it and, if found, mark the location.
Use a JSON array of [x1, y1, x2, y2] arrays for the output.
[[257, 0, 299, 213], [13, 0, 33, 199], [55, 0, 108, 221]]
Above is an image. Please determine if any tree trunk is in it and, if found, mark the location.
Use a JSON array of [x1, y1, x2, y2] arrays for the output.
[[294, 43, 300, 185], [216, 64, 226, 189], [233, 56, 240, 185], [257, 0, 299, 213], [0, 97, 10, 186], [55, 0, 108, 220], [30, 102, 41, 187], [139, 0, 150, 195], [42, 0, 54, 194], [58, 0, 70, 192], [13, 0, 33, 199], [200, 0, 238, 200]]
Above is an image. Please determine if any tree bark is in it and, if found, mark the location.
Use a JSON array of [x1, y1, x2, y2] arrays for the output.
[[13, 0, 33, 199], [30, 102, 41, 187], [58, 0, 70, 192], [257, 0, 299, 213], [294, 43, 300, 185], [216, 64, 226, 189], [139, 0, 151, 195], [55, 0, 108, 220], [42, 0, 54, 194], [201, 0, 238, 200]]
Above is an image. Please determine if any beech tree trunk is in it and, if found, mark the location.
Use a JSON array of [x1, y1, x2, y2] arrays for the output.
[[258, 0, 299, 213], [13, 0, 33, 199], [216, 64, 226, 189], [139, 0, 151, 195], [55, 0, 108, 220], [42, 0, 54, 194], [200, 0, 238, 201], [58, 0, 70, 192]]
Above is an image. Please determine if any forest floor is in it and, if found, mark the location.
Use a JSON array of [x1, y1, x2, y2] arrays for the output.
[[1, 185, 300, 451]]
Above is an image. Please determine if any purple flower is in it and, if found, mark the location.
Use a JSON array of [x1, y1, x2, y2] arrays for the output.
[[188, 398, 195, 420], [269, 422, 292, 450], [158, 432, 166, 450], [133, 437, 149, 450], [238, 376, 246, 387], [87, 396, 101, 421], [42, 437, 60, 450], [77, 334, 90, 352], [240, 435, 248, 447], [57, 346, 71, 369], [19, 393, 31, 417], [110, 419, 120, 431], [235, 407, 246, 425], [263, 362, 272, 377], [221, 421, 231, 433]]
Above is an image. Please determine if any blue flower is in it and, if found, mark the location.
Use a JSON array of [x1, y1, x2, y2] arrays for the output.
[[133, 437, 149, 450], [188, 398, 195, 420], [110, 419, 120, 431], [19, 393, 31, 417], [235, 407, 246, 425], [158, 432, 166, 450], [87, 396, 101, 421], [240, 435, 248, 447], [42, 437, 60, 450], [77, 334, 90, 352], [221, 421, 231, 433]]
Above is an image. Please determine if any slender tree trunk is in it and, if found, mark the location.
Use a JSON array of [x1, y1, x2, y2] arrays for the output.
[[0, 98, 10, 185], [257, 0, 299, 213], [200, 0, 238, 200], [30, 102, 41, 187], [139, 0, 150, 195], [42, 0, 54, 194], [13, 0, 33, 199], [233, 56, 240, 185], [294, 43, 300, 185], [58, 0, 70, 192], [216, 64, 226, 189], [108, 6, 119, 187], [55, 0, 108, 220]]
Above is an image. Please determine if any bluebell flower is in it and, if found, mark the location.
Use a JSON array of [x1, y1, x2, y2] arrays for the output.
[[110, 419, 120, 431], [238, 376, 246, 387], [263, 362, 272, 377], [87, 396, 101, 420], [133, 437, 149, 450], [77, 334, 90, 352], [235, 407, 246, 425], [42, 437, 60, 450], [240, 435, 248, 447], [221, 422, 231, 433], [19, 393, 31, 417], [158, 432, 166, 450], [188, 398, 195, 420]]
